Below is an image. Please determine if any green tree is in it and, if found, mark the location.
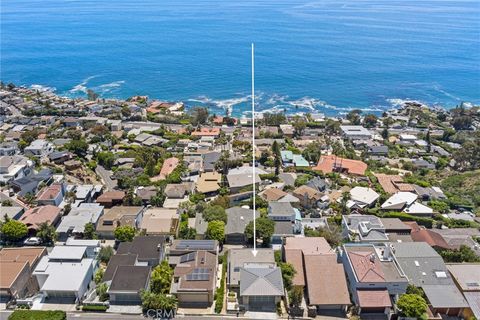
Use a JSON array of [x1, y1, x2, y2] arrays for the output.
[[363, 114, 378, 128], [150, 261, 174, 294], [1, 220, 28, 242], [36, 222, 57, 245], [292, 116, 306, 136], [114, 225, 135, 242], [397, 294, 428, 320], [346, 109, 362, 125], [302, 141, 322, 163], [65, 139, 88, 157], [190, 107, 209, 126], [203, 205, 227, 223], [245, 217, 275, 247], [140, 291, 178, 312], [279, 261, 296, 291], [206, 221, 225, 243], [94, 268, 105, 284], [98, 246, 114, 264], [83, 222, 97, 239], [438, 245, 480, 263], [96, 283, 109, 302], [96, 151, 115, 169], [288, 286, 303, 308]]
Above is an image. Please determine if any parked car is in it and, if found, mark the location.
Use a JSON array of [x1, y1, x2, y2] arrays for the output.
[[23, 237, 42, 246]]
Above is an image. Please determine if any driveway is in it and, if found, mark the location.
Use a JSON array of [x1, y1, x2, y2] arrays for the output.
[[96, 165, 117, 190]]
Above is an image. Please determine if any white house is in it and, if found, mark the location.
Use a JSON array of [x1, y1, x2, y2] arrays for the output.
[[33, 246, 95, 302], [24, 139, 54, 158], [340, 126, 373, 140], [348, 187, 380, 209]]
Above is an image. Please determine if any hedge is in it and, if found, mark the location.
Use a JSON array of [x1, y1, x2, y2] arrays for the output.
[[8, 310, 66, 320], [215, 255, 227, 313], [82, 304, 109, 312], [380, 212, 434, 228]]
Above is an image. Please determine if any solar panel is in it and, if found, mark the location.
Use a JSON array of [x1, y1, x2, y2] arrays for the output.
[[185, 268, 211, 281], [176, 240, 215, 251], [180, 252, 196, 263]]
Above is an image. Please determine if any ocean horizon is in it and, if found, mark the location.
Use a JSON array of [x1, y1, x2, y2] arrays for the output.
[[1, 0, 479, 117]]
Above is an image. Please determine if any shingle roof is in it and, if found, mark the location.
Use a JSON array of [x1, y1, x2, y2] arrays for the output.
[[226, 207, 259, 235], [108, 265, 150, 292], [357, 289, 391, 308], [240, 266, 284, 297], [348, 251, 386, 282]]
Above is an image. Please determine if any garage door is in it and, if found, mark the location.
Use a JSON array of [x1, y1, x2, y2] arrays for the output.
[[249, 296, 275, 311]]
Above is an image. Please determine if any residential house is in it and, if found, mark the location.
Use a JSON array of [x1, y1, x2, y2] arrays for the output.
[[239, 265, 284, 311], [293, 185, 323, 209], [0, 247, 47, 301], [342, 215, 389, 243], [196, 172, 221, 196], [391, 242, 469, 317], [430, 228, 480, 255], [225, 207, 259, 244], [48, 151, 73, 164], [64, 238, 100, 258], [0, 141, 18, 156], [108, 265, 151, 305], [139, 208, 179, 236], [191, 127, 220, 138], [367, 145, 389, 156], [56, 203, 104, 240], [341, 243, 408, 315], [135, 186, 158, 204], [313, 155, 367, 176], [374, 174, 414, 194], [340, 125, 373, 140], [169, 240, 218, 307], [0, 155, 32, 183], [33, 246, 95, 303], [260, 188, 288, 202], [381, 192, 433, 216], [96, 206, 144, 239], [116, 236, 166, 266], [227, 167, 261, 194], [348, 187, 380, 210], [36, 183, 65, 206], [306, 176, 328, 192], [202, 152, 221, 172], [446, 264, 480, 320], [379, 218, 412, 242], [279, 124, 294, 137], [96, 191, 126, 208], [24, 139, 54, 158], [406, 221, 452, 250], [163, 184, 188, 209], [268, 202, 301, 233], [283, 237, 350, 313], [19, 205, 62, 234], [10, 168, 53, 198]]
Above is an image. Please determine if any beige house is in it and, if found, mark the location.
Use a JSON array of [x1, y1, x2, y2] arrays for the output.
[[0, 247, 47, 301], [140, 208, 179, 235], [96, 206, 144, 239]]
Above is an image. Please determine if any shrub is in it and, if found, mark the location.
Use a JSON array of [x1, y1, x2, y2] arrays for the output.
[[82, 304, 108, 312], [215, 255, 227, 313], [8, 310, 66, 320]]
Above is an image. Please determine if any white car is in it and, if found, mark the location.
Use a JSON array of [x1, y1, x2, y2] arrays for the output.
[[23, 237, 41, 246]]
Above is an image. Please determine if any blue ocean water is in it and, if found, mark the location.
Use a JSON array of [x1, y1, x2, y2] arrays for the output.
[[1, 0, 479, 116]]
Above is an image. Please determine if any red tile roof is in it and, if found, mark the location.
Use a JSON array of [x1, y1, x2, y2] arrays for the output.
[[191, 127, 220, 137], [159, 157, 179, 180], [36, 184, 62, 201], [19, 205, 62, 230], [313, 155, 367, 176], [348, 251, 385, 283], [357, 289, 391, 308]]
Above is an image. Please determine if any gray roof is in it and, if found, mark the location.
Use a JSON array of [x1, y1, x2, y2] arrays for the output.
[[422, 285, 468, 308], [202, 152, 221, 171], [228, 248, 275, 286], [227, 172, 261, 189], [108, 265, 150, 292], [226, 207, 259, 235], [194, 213, 208, 236], [391, 242, 453, 287], [103, 254, 138, 282], [273, 221, 294, 235], [268, 201, 295, 217], [240, 266, 284, 297]]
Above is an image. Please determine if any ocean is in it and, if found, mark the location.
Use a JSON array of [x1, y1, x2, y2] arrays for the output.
[[1, 0, 479, 116]]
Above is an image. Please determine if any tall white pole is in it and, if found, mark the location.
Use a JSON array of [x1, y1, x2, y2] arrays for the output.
[[251, 43, 257, 256]]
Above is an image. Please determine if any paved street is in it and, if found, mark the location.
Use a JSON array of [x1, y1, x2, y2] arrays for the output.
[[95, 165, 117, 190]]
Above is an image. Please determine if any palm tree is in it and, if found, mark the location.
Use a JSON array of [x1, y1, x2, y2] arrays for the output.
[[340, 191, 351, 215], [36, 221, 57, 245]]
